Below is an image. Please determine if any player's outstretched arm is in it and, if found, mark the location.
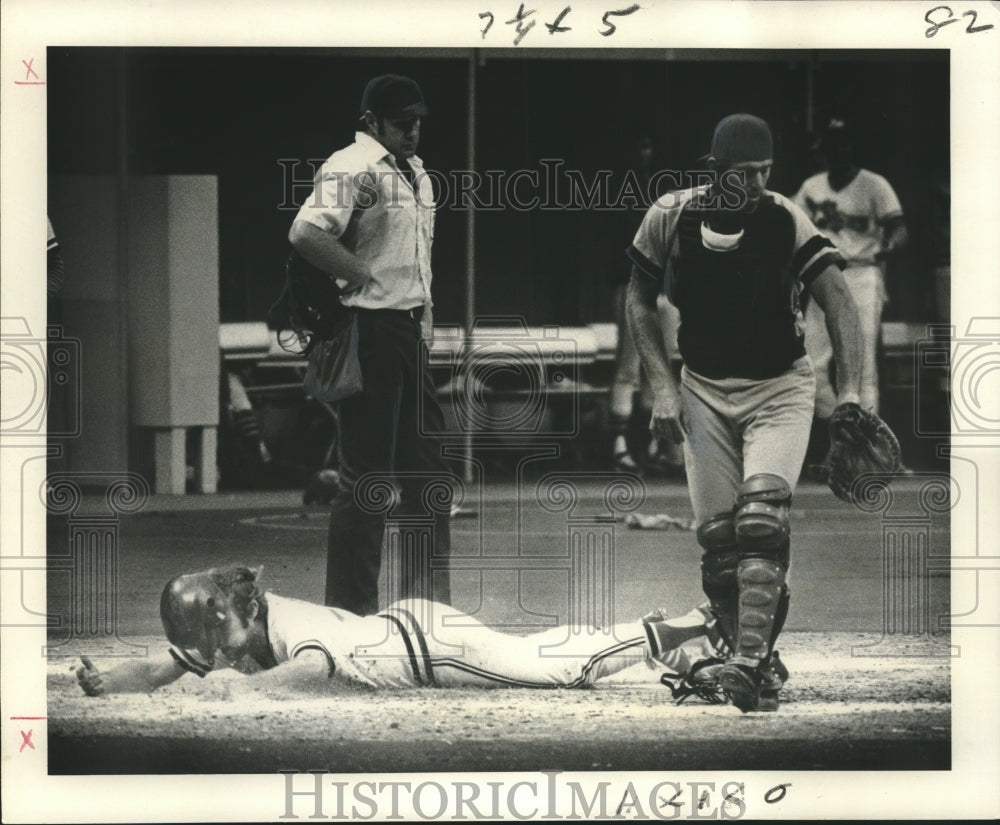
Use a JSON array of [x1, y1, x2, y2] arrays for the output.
[[225, 649, 333, 695], [76, 653, 188, 697], [626, 269, 686, 443], [809, 265, 863, 406]]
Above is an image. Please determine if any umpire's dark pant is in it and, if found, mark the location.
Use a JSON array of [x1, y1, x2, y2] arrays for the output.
[[325, 307, 451, 615]]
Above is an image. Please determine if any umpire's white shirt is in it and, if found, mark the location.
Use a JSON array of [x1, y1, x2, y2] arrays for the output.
[[294, 131, 435, 312]]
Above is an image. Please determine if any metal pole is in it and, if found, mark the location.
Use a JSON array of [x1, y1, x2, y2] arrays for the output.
[[464, 50, 477, 483], [806, 55, 815, 134]]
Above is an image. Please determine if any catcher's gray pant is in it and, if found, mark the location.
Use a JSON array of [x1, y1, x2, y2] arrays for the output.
[[681, 357, 815, 525]]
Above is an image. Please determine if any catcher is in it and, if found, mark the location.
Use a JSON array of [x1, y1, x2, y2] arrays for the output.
[[626, 113, 901, 714], [76, 565, 728, 699]]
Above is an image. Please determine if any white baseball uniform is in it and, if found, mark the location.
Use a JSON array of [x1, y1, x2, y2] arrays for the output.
[[793, 169, 904, 416], [169, 594, 714, 689]]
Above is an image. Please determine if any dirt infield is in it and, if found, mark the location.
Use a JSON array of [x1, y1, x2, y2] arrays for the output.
[[43, 480, 953, 775], [48, 631, 950, 774]]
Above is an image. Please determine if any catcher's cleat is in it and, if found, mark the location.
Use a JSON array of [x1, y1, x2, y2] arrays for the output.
[[719, 662, 764, 713], [757, 692, 779, 712], [754, 651, 789, 712], [768, 650, 789, 684]]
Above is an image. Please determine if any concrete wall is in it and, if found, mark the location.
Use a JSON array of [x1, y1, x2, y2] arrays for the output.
[[128, 176, 219, 427], [48, 175, 220, 482], [49, 176, 129, 474]]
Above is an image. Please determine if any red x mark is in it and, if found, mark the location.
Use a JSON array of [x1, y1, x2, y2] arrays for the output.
[[19, 730, 35, 751], [15, 58, 45, 86]]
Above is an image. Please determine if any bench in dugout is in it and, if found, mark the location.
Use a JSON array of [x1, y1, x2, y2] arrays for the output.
[[218, 319, 940, 473]]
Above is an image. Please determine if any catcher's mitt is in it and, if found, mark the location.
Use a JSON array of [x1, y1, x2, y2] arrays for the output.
[[823, 402, 902, 504]]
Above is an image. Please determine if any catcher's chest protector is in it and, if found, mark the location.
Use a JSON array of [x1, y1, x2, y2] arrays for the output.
[[668, 198, 804, 379], [672, 202, 796, 317]]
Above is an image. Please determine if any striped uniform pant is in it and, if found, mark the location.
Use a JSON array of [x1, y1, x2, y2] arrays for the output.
[[374, 601, 710, 689]]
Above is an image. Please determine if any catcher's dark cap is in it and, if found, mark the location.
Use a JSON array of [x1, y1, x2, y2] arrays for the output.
[[707, 113, 773, 165], [159, 572, 230, 665], [360, 75, 429, 119]]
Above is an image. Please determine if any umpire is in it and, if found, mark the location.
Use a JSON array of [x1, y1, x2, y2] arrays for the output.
[[289, 75, 451, 614], [626, 114, 862, 713]]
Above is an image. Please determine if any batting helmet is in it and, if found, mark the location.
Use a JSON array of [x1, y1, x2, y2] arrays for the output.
[[159, 572, 231, 666]]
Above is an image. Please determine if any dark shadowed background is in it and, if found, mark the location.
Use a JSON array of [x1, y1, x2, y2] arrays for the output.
[[48, 48, 949, 328]]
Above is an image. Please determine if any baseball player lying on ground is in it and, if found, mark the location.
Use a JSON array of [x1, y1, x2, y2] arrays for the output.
[[76, 566, 729, 700]]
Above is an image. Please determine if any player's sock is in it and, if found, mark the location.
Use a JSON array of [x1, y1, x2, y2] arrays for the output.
[[642, 610, 709, 662]]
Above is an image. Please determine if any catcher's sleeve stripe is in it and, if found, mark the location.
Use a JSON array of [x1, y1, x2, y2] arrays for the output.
[[169, 647, 210, 678], [47, 237, 59, 251], [290, 641, 336, 678], [800, 250, 846, 289], [380, 613, 426, 686], [792, 235, 836, 277], [381, 607, 436, 686], [625, 244, 662, 282]]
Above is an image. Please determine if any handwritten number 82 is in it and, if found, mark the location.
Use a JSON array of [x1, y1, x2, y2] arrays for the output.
[[925, 6, 994, 37]]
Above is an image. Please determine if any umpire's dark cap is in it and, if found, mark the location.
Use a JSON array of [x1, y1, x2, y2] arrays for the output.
[[360, 75, 429, 119], [707, 113, 773, 164]]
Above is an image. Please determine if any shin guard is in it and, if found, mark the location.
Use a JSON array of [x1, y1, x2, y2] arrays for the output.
[[697, 511, 739, 653], [733, 474, 792, 667]]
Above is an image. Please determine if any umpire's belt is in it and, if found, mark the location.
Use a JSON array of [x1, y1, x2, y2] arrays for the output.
[[357, 306, 424, 322]]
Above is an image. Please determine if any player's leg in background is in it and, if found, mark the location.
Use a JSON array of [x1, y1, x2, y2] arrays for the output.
[[679, 368, 744, 655], [422, 602, 710, 688], [610, 284, 642, 471], [722, 357, 815, 711], [844, 264, 886, 414]]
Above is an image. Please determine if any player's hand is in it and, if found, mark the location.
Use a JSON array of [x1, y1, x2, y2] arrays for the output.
[[76, 656, 105, 697], [650, 389, 688, 445]]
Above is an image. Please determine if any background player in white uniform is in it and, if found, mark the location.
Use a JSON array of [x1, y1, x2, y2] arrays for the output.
[[76, 566, 723, 696], [793, 118, 908, 416], [626, 114, 862, 713]]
